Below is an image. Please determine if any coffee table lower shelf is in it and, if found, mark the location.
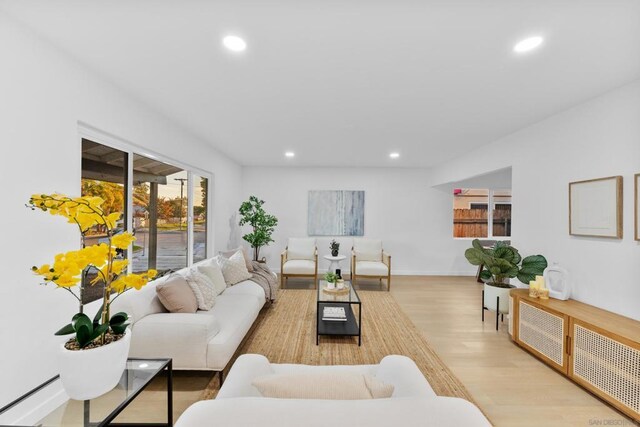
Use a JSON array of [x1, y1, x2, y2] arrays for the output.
[[316, 303, 361, 346]]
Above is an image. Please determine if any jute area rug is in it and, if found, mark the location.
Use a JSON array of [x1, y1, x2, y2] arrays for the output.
[[202, 289, 473, 402]]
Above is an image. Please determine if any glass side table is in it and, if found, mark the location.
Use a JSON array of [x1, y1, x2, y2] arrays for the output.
[[0, 358, 172, 427]]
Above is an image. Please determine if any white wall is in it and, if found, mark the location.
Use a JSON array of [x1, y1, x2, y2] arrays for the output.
[[241, 167, 476, 276], [0, 13, 242, 406], [429, 80, 640, 321]]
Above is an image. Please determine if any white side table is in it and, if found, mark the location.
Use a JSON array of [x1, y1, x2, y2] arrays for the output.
[[323, 254, 347, 274]]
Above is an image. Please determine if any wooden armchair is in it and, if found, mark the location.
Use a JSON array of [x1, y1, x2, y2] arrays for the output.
[[280, 238, 318, 289], [351, 239, 391, 291]]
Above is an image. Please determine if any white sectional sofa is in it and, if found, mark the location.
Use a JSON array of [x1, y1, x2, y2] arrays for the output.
[[175, 354, 491, 426], [111, 268, 267, 374]]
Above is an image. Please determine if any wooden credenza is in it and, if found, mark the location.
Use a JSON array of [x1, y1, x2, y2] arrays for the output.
[[509, 289, 640, 421]]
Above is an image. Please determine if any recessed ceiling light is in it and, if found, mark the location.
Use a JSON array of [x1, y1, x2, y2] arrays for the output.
[[389, 152, 400, 159], [285, 151, 295, 158], [223, 35, 247, 52], [513, 36, 544, 53]]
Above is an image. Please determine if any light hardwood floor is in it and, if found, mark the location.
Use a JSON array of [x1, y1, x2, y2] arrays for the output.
[[388, 275, 632, 426], [113, 275, 631, 426]]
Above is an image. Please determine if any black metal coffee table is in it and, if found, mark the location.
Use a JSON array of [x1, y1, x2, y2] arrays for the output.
[[316, 280, 362, 346]]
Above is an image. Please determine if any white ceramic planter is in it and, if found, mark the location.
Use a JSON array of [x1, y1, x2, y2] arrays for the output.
[[483, 283, 513, 314], [57, 330, 131, 400]]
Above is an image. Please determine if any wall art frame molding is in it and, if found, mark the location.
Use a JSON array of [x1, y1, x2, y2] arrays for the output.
[[569, 175, 623, 239]]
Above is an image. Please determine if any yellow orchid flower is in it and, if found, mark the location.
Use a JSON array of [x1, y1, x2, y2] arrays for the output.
[[111, 233, 136, 250]]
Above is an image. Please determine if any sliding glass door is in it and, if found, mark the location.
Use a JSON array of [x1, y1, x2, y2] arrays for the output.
[[80, 137, 210, 285]]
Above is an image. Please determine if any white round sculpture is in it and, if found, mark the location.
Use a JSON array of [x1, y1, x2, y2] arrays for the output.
[[543, 263, 571, 301]]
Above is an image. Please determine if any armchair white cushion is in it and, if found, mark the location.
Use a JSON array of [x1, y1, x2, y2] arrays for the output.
[[352, 239, 391, 291], [281, 238, 318, 289], [287, 238, 317, 260], [282, 259, 316, 274], [354, 239, 382, 261], [355, 261, 388, 276]]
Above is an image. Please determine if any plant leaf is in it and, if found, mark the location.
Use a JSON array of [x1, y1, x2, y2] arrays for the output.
[[72, 313, 93, 335], [76, 324, 92, 348], [93, 303, 104, 325], [111, 323, 129, 334], [479, 269, 492, 281], [109, 312, 128, 326], [464, 248, 486, 266], [471, 239, 484, 251], [55, 323, 75, 336], [517, 255, 548, 284], [90, 323, 110, 341]]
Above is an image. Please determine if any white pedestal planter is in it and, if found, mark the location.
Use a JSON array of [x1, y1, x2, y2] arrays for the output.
[[482, 283, 514, 331], [57, 330, 131, 400]]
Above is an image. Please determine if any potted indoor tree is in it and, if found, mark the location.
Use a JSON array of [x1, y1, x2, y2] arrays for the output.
[[465, 239, 547, 314], [28, 194, 157, 400], [238, 196, 278, 261]]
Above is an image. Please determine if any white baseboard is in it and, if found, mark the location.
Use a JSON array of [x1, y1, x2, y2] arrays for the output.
[[269, 266, 475, 277]]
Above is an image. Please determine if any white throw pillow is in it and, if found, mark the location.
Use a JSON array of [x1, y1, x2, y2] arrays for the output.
[[287, 238, 316, 260], [220, 250, 253, 286], [197, 264, 227, 296], [182, 268, 216, 310], [252, 373, 394, 400]]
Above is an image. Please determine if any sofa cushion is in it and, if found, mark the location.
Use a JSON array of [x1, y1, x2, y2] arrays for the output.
[[355, 261, 388, 276], [206, 293, 263, 370], [220, 250, 253, 285], [223, 280, 266, 305], [220, 247, 254, 272], [129, 312, 221, 368], [282, 260, 316, 275], [354, 239, 382, 262], [197, 264, 227, 295], [155, 274, 198, 313], [182, 269, 216, 310], [287, 238, 316, 260], [252, 372, 393, 400]]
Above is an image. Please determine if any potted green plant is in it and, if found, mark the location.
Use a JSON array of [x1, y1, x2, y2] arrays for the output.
[[238, 196, 278, 261], [28, 193, 157, 400], [329, 239, 340, 257], [324, 271, 338, 289], [465, 239, 547, 314]]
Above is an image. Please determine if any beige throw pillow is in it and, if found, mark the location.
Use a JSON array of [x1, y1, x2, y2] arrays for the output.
[[220, 247, 254, 272], [252, 373, 394, 400], [155, 275, 198, 313], [182, 269, 216, 310], [197, 264, 227, 296], [220, 250, 253, 286]]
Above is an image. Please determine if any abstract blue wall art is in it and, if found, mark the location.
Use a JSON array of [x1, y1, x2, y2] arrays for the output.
[[307, 190, 365, 236]]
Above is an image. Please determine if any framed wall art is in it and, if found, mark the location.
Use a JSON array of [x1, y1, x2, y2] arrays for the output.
[[308, 190, 364, 236], [569, 176, 622, 238]]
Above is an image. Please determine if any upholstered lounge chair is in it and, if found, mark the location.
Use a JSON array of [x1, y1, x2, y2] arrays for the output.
[[281, 238, 318, 289], [351, 239, 391, 291]]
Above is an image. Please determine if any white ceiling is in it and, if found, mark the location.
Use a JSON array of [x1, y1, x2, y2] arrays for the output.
[[2, 0, 640, 168]]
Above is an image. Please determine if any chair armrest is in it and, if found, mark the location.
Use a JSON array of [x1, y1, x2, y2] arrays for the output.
[[383, 252, 391, 267], [281, 249, 288, 263]]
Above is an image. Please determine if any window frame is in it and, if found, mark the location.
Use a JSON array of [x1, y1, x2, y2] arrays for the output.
[[78, 123, 213, 272], [453, 188, 512, 240]]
